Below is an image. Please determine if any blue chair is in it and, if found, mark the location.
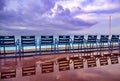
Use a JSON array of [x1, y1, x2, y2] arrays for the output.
[[39, 36, 54, 54], [110, 35, 119, 50], [0, 36, 18, 56], [56, 35, 71, 53], [86, 35, 98, 52], [72, 35, 85, 52], [20, 36, 37, 55], [99, 35, 110, 52]]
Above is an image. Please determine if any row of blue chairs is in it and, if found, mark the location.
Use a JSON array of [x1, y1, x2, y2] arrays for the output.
[[0, 35, 120, 56]]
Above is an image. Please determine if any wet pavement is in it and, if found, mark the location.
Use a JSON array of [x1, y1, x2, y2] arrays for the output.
[[0, 52, 120, 81]]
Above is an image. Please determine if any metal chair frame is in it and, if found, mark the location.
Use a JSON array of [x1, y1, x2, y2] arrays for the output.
[[20, 36, 37, 55], [39, 36, 55, 54], [72, 35, 85, 52], [110, 35, 119, 50], [0, 36, 18, 56], [56, 35, 72, 53], [86, 35, 98, 52]]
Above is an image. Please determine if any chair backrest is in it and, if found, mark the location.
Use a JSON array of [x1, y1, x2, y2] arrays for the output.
[[58, 35, 70, 44], [100, 35, 109, 43], [21, 36, 35, 46], [73, 35, 84, 43], [41, 36, 53, 44], [111, 35, 119, 42], [87, 35, 97, 43], [0, 36, 15, 46]]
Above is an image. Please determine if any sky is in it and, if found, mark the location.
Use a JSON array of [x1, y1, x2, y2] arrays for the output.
[[0, 0, 120, 36]]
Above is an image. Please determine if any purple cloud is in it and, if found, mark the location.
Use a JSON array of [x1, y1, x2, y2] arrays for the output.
[[0, 0, 119, 35], [0, 0, 6, 11], [54, 5, 96, 28]]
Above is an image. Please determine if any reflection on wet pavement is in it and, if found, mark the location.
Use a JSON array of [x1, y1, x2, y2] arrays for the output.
[[41, 62, 54, 73], [70, 57, 84, 69], [22, 66, 36, 76], [0, 53, 120, 81]]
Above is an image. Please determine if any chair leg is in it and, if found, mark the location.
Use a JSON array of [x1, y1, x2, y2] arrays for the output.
[[4, 47, 5, 56], [54, 44, 56, 53], [100, 43, 102, 55], [39, 45, 41, 55], [81, 44, 83, 52], [80, 44, 82, 52], [52, 45, 54, 53], [78, 44, 80, 52], [72, 44, 74, 52], [85, 43, 87, 52], [51, 44, 52, 52], [57, 44, 59, 53], [35, 46, 37, 55], [69, 44, 71, 53], [15, 46, 17, 56], [110, 43, 113, 54], [0, 47, 1, 54], [96, 43, 99, 55], [119, 43, 120, 54], [83, 43, 85, 53], [21, 46, 24, 56], [108, 43, 111, 54], [19, 45, 21, 57]]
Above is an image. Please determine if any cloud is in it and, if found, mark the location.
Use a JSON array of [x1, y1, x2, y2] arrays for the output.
[[83, 0, 120, 13], [52, 4, 96, 28], [59, 0, 120, 14], [0, 0, 6, 11], [0, 0, 120, 35], [0, 0, 97, 35]]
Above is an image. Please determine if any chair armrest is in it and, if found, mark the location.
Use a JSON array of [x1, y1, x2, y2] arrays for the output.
[[97, 39, 100, 43], [15, 39, 19, 45], [55, 38, 58, 44], [70, 38, 73, 43], [108, 39, 111, 43], [39, 38, 41, 45], [84, 39, 86, 43], [35, 39, 37, 46], [119, 39, 120, 42]]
